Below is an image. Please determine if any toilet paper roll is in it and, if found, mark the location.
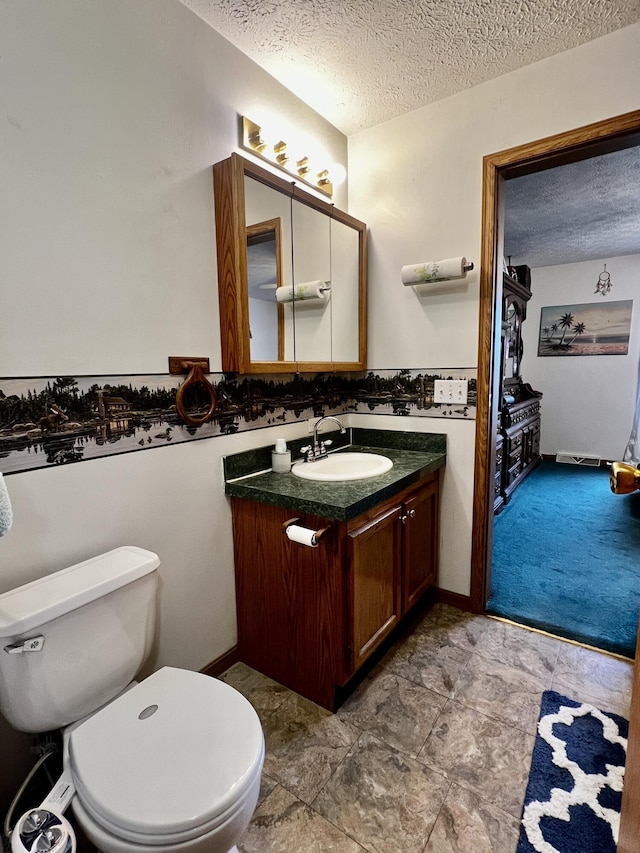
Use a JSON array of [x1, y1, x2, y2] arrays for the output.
[[401, 257, 469, 286], [285, 524, 319, 547], [275, 281, 329, 304]]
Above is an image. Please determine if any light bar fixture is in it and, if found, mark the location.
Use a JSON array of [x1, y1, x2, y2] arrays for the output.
[[241, 116, 335, 198]]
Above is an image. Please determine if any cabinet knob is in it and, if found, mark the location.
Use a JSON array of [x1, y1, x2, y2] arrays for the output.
[[408, 508, 416, 518]]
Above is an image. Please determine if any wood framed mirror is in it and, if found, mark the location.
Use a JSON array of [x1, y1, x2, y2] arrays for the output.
[[213, 153, 367, 373]]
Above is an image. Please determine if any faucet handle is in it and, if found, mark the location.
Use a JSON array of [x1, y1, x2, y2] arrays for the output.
[[323, 440, 333, 448], [300, 445, 312, 455]]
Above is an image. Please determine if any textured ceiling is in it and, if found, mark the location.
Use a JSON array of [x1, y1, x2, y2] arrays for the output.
[[504, 146, 640, 267], [181, 0, 639, 135], [181, 0, 640, 266]]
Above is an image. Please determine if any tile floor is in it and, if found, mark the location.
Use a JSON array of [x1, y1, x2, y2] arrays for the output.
[[220, 604, 634, 853]]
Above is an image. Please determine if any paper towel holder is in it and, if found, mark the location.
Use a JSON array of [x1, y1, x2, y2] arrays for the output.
[[282, 517, 332, 545], [400, 257, 475, 288]]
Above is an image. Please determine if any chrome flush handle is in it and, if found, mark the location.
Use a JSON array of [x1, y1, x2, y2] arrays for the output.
[[4, 635, 45, 654]]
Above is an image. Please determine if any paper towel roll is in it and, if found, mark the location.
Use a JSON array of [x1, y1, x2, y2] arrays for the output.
[[275, 281, 329, 304], [285, 524, 319, 547], [401, 257, 470, 286]]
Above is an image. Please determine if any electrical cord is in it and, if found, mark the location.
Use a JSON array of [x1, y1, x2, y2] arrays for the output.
[[2, 742, 58, 843]]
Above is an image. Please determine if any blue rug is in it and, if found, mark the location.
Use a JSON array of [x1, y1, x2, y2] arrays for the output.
[[489, 461, 640, 657], [517, 690, 628, 853]]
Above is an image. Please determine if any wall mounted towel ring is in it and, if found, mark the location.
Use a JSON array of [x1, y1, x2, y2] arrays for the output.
[[169, 357, 217, 426]]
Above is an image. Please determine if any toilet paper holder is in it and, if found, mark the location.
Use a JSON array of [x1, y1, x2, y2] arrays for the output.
[[282, 517, 332, 546]]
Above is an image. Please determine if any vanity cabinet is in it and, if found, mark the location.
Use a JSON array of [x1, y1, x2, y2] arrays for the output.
[[231, 471, 441, 711]]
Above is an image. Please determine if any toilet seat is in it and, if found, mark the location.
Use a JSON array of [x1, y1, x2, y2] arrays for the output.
[[68, 667, 264, 845]]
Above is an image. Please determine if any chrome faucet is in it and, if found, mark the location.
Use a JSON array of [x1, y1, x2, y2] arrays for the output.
[[301, 416, 346, 462]]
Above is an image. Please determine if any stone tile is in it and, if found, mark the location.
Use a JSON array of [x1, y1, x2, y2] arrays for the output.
[[417, 700, 535, 819], [257, 772, 277, 806], [473, 619, 561, 684], [552, 642, 634, 717], [313, 733, 450, 853], [424, 783, 521, 853], [452, 654, 546, 734], [218, 662, 292, 723], [382, 629, 472, 698], [337, 667, 446, 757], [239, 786, 366, 853], [261, 693, 360, 803], [416, 603, 490, 652]]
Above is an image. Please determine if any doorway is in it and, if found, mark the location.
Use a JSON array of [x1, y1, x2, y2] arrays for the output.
[[470, 109, 640, 616]]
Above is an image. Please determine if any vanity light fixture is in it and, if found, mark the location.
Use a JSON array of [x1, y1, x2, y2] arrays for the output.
[[241, 116, 335, 198], [594, 263, 612, 296], [273, 140, 288, 166]]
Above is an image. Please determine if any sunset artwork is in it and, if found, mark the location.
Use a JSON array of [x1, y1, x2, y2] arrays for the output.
[[537, 300, 633, 356]]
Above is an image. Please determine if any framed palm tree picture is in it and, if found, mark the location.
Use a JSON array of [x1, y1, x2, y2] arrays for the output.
[[538, 300, 633, 356]]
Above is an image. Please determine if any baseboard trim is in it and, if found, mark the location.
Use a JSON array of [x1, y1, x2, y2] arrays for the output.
[[435, 588, 472, 612], [200, 591, 471, 677], [201, 645, 239, 678]]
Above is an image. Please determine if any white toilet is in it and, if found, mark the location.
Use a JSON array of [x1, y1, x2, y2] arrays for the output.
[[0, 546, 264, 853]]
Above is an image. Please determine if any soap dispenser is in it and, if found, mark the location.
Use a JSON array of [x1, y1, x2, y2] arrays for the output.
[[271, 438, 291, 473]]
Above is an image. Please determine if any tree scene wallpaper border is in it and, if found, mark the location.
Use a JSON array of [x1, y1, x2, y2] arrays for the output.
[[537, 300, 633, 357], [0, 368, 477, 475]]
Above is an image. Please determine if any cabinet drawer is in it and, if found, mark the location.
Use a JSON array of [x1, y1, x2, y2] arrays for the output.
[[509, 432, 523, 451], [508, 449, 522, 468], [507, 461, 521, 484]]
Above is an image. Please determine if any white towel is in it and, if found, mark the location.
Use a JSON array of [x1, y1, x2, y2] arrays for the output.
[[0, 473, 13, 537]]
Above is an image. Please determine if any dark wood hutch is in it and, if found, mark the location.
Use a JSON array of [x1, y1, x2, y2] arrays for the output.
[[494, 270, 542, 513]]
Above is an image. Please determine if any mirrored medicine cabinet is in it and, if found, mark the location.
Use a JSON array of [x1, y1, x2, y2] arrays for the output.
[[213, 153, 367, 373]]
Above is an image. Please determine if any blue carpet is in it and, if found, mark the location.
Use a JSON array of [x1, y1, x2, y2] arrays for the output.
[[488, 461, 640, 657], [517, 690, 628, 853]]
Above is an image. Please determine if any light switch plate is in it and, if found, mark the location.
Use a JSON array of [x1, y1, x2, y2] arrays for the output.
[[434, 379, 468, 404]]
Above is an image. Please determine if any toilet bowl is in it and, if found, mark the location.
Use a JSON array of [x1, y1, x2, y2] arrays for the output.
[[66, 667, 264, 853], [0, 548, 264, 853]]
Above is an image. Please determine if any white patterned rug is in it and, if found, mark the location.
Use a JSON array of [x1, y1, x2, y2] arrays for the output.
[[517, 690, 628, 853]]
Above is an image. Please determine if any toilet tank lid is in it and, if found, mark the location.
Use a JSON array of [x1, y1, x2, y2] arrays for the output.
[[0, 547, 160, 639]]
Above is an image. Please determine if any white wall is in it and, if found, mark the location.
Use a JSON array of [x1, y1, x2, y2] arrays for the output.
[[520, 255, 640, 461], [0, 0, 347, 812], [0, 0, 347, 379], [348, 23, 640, 599]]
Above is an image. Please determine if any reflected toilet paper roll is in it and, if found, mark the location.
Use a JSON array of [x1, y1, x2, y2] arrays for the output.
[[285, 524, 319, 547], [401, 257, 470, 286], [275, 281, 329, 304]]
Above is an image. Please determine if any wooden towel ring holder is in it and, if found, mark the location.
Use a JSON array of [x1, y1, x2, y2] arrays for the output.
[[174, 360, 217, 426]]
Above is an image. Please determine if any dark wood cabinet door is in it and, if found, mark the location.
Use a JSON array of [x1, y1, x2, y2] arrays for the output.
[[347, 503, 402, 673], [402, 477, 439, 613]]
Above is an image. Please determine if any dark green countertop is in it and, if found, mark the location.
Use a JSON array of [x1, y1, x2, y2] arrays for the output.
[[224, 428, 446, 521]]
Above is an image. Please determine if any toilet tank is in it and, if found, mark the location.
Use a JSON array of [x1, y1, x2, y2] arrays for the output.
[[0, 546, 159, 733]]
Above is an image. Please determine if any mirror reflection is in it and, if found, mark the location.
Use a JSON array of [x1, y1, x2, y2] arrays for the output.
[[291, 200, 332, 363], [247, 219, 283, 362]]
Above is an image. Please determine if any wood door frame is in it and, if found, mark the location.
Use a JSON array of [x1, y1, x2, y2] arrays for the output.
[[470, 109, 640, 614]]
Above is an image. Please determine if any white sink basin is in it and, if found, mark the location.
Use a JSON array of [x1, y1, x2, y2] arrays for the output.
[[291, 452, 393, 482]]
